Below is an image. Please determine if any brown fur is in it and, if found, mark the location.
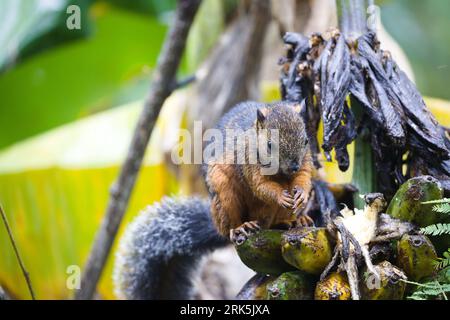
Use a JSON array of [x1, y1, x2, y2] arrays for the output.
[[205, 102, 313, 238]]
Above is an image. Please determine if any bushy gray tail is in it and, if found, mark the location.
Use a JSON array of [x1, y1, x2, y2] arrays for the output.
[[113, 196, 228, 300]]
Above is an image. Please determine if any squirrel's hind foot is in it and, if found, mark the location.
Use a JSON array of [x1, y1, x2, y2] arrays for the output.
[[230, 221, 261, 245]]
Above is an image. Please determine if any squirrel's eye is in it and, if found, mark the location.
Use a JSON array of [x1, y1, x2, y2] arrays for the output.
[[305, 138, 309, 145], [267, 140, 272, 150]]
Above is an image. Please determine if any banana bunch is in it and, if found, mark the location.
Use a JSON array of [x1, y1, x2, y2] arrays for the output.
[[234, 175, 445, 300]]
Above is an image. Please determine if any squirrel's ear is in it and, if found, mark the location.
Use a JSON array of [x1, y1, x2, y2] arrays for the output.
[[256, 108, 268, 124], [292, 100, 306, 114]]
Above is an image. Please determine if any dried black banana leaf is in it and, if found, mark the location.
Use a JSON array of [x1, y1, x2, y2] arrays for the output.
[[348, 55, 384, 128], [389, 59, 449, 158], [312, 179, 340, 225], [280, 32, 311, 102], [279, 29, 450, 196], [319, 32, 353, 169], [357, 33, 406, 146]]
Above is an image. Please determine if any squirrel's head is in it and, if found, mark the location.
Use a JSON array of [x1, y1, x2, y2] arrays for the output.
[[256, 101, 309, 177]]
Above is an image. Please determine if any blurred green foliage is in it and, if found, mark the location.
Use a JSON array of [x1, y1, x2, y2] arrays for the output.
[[0, 0, 229, 150], [18, 0, 94, 62], [185, 0, 225, 70], [0, 1, 169, 150], [0, 0, 227, 299], [0, 0, 70, 69], [381, 0, 450, 100]]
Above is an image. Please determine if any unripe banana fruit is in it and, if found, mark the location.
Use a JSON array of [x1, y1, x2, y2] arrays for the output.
[[266, 271, 314, 300], [315, 272, 352, 300], [396, 234, 437, 282], [281, 227, 333, 275], [234, 229, 296, 275], [361, 261, 407, 300], [236, 274, 275, 300], [387, 176, 444, 227]]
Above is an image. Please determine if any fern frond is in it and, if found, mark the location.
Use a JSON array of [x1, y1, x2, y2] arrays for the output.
[[421, 198, 450, 214], [422, 198, 450, 205], [434, 258, 450, 270], [434, 249, 450, 270], [405, 280, 449, 300], [432, 203, 450, 215], [420, 223, 450, 236], [408, 291, 428, 300]]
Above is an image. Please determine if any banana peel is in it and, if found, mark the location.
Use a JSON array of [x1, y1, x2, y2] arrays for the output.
[[315, 272, 352, 300], [235, 229, 296, 275], [266, 271, 314, 300], [281, 227, 333, 275]]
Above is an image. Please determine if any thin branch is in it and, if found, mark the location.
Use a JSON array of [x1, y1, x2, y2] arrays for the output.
[[171, 74, 197, 91], [74, 0, 202, 300], [0, 204, 35, 300]]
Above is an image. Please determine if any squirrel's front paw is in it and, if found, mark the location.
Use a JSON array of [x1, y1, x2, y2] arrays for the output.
[[230, 221, 261, 245], [278, 190, 294, 209], [297, 214, 314, 227], [292, 186, 308, 214]]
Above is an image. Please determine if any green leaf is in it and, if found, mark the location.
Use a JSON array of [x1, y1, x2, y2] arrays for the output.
[[422, 198, 450, 205], [406, 280, 449, 300], [422, 198, 450, 215], [0, 0, 69, 69], [434, 249, 450, 270], [432, 203, 450, 215], [0, 5, 168, 149], [420, 223, 450, 236], [106, 0, 177, 18]]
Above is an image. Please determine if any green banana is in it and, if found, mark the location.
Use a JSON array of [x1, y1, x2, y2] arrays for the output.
[[361, 261, 407, 300], [236, 274, 275, 300], [266, 271, 314, 300], [314, 272, 352, 300], [386, 176, 444, 227], [234, 229, 295, 275], [281, 227, 333, 275], [396, 234, 438, 282]]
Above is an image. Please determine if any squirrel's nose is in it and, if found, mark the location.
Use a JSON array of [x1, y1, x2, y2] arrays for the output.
[[290, 163, 300, 173]]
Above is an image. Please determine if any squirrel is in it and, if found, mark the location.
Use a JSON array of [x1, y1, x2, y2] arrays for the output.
[[203, 101, 313, 243], [113, 101, 313, 299]]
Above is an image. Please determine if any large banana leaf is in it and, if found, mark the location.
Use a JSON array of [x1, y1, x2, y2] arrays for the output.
[[0, 93, 188, 299]]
